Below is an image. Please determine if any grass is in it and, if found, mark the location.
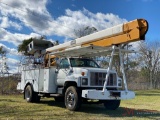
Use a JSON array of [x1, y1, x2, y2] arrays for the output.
[[0, 90, 159, 120]]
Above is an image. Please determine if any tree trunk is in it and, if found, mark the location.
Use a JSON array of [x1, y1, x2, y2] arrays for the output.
[[149, 71, 153, 89]]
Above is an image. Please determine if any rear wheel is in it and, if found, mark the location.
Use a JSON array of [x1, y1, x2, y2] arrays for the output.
[[25, 85, 34, 102], [103, 100, 120, 110], [65, 86, 81, 111], [24, 85, 40, 103]]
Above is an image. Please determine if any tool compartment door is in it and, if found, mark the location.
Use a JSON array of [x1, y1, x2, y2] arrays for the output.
[[43, 67, 57, 93]]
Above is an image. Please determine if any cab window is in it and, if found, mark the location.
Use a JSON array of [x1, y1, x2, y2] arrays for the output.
[[70, 58, 100, 68], [60, 58, 70, 69]]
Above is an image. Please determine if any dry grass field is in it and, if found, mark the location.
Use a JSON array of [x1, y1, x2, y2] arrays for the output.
[[0, 90, 159, 120]]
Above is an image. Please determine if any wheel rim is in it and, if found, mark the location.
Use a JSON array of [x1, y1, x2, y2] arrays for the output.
[[66, 91, 75, 108], [25, 88, 30, 101]]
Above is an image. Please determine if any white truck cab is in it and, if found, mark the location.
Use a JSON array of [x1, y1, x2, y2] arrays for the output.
[[57, 57, 121, 89]]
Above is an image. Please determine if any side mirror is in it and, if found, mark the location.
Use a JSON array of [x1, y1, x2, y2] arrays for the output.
[[55, 59, 60, 73], [69, 67, 73, 73]]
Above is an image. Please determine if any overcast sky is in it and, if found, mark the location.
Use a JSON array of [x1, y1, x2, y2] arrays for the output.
[[0, 0, 159, 73]]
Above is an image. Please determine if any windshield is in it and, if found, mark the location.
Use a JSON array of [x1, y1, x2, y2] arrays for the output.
[[70, 58, 100, 68]]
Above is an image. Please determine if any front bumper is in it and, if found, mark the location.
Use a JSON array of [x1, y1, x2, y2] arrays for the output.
[[82, 89, 135, 100]]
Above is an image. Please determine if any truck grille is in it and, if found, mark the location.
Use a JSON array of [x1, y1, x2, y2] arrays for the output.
[[90, 72, 117, 86]]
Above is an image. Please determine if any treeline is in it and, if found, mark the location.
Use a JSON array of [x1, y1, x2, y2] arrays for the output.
[[127, 69, 160, 90], [0, 76, 19, 95], [99, 40, 160, 90], [122, 41, 160, 90]]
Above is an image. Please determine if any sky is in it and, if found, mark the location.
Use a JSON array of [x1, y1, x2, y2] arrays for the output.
[[0, 0, 159, 73]]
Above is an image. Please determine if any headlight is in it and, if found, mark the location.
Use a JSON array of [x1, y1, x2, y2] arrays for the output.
[[82, 78, 88, 85]]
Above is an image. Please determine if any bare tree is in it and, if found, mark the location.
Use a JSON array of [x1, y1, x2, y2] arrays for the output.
[[0, 46, 8, 73], [138, 41, 160, 89], [0, 46, 6, 55], [74, 26, 97, 38], [111, 44, 137, 76], [0, 46, 9, 94]]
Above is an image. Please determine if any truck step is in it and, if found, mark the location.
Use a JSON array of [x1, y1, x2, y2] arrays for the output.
[[38, 93, 62, 97]]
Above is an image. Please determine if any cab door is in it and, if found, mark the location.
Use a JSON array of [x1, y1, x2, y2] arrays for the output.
[[56, 58, 70, 86]]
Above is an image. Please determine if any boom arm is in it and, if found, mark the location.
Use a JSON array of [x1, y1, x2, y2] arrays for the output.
[[46, 19, 148, 53]]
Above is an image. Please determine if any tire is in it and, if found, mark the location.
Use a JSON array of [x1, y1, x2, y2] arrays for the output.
[[103, 100, 120, 110], [65, 86, 81, 111], [24, 85, 34, 102], [24, 85, 40, 103]]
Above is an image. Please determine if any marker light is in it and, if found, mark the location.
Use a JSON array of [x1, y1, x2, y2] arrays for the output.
[[81, 72, 85, 76]]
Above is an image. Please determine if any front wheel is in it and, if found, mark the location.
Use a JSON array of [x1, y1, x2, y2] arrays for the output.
[[65, 86, 81, 111], [103, 100, 120, 110]]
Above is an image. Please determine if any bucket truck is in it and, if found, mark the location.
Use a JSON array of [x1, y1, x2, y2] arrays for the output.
[[17, 19, 148, 111]]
